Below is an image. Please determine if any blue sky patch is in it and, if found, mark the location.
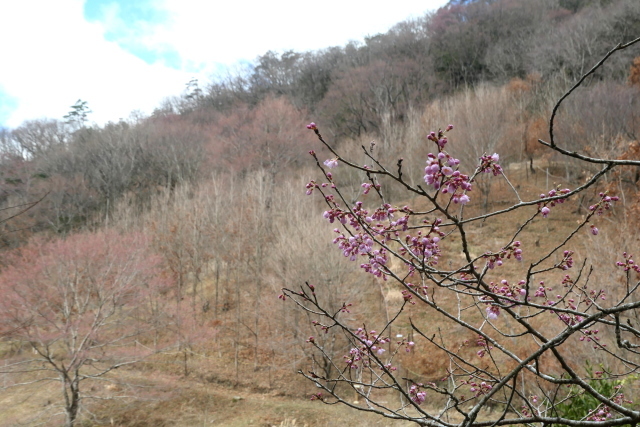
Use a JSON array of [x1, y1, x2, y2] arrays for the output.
[[84, 0, 168, 25], [84, 0, 184, 70], [0, 88, 19, 128]]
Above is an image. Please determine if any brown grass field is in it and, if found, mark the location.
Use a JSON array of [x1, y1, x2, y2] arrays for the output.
[[1, 163, 636, 426]]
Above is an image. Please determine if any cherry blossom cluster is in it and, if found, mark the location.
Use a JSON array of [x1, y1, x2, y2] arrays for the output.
[[401, 289, 415, 304], [519, 395, 543, 418], [587, 406, 613, 421], [557, 311, 584, 327], [478, 153, 504, 176], [562, 274, 574, 287], [312, 312, 351, 334], [581, 385, 634, 418], [609, 389, 633, 406], [422, 125, 475, 205], [330, 224, 393, 278], [426, 124, 454, 147], [589, 192, 620, 215], [356, 328, 391, 355], [480, 279, 528, 319], [552, 289, 581, 313], [361, 182, 380, 195], [366, 203, 398, 223], [323, 200, 406, 239], [344, 347, 366, 369], [318, 193, 420, 280], [322, 199, 362, 230], [305, 180, 317, 195], [332, 232, 374, 261], [616, 252, 640, 273], [424, 151, 471, 204], [534, 282, 551, 298], [481, 282, 520, 320], [390, 214, 410, 232], [468, 379, 494, 397], [579, 329, 600, 345], [486, 305, 500, 320], [461, 375, 495, 398], [360, 247, 389, 279], [489, 279, 527, 300], [481, 276, 590, 321], [475, 335, 493, 358], [323, 208, 349, 225], [424, 153, 460, 187], [530, 281, 577, 309], [484, 241, 523, 268], [401, 221, 445, 264], [557, 250, 574, 270], [342, 329, 393, 369], [538, 187, 571, 218], [409, 384, 427, 405], [399, 338, 416, 352]]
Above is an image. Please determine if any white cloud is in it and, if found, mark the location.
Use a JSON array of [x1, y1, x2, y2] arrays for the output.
[[0, 0, 448, 128], [156, 0, 447, 68], [0, 0, 193, 127]]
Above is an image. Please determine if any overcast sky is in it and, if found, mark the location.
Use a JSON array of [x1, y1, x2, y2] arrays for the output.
[[0, 0, 449, 129]]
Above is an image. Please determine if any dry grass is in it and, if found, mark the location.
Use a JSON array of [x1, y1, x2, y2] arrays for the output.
[[0, 366, 417, 426], [1, 165, 635, 426]]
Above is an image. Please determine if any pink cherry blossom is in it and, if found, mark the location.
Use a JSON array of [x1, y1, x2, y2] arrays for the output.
[[324, 158, 339, 169]]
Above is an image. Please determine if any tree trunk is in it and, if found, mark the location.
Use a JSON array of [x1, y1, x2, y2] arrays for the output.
[[63, 377, 80, 427]]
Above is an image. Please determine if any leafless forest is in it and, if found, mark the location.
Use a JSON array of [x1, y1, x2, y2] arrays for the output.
[[1, 1, 640, 425]]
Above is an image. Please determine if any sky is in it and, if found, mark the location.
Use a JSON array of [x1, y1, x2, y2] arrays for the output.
[[0, 0, 449, 129]]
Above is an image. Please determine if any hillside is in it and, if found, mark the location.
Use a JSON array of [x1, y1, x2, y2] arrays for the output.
[[1, 0, 640, 425]]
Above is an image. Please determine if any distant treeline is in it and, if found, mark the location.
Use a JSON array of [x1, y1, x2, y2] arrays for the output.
[[167, 0, 640, 137], [0, 0, 639, 243]]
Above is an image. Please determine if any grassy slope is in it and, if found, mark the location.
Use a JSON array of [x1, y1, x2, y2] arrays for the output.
[[0, 163, 622, 426]]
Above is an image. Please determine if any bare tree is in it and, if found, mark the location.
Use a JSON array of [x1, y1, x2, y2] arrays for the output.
[[10, 118, 68, 158], [0, 231, 167, 427]]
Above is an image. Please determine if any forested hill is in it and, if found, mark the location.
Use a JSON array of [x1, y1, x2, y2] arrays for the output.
[[0, 0, 639, 243], [1, 1, 640, 424], [189, 0, 640, 137]]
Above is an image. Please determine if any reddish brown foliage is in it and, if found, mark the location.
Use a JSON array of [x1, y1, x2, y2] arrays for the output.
[[0, 230, 166, 344], [629, 56, 640, 88], [209, 96, 308, 175]]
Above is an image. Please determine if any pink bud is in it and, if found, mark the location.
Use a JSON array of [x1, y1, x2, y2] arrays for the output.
[[540, 206, 550, 218]]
